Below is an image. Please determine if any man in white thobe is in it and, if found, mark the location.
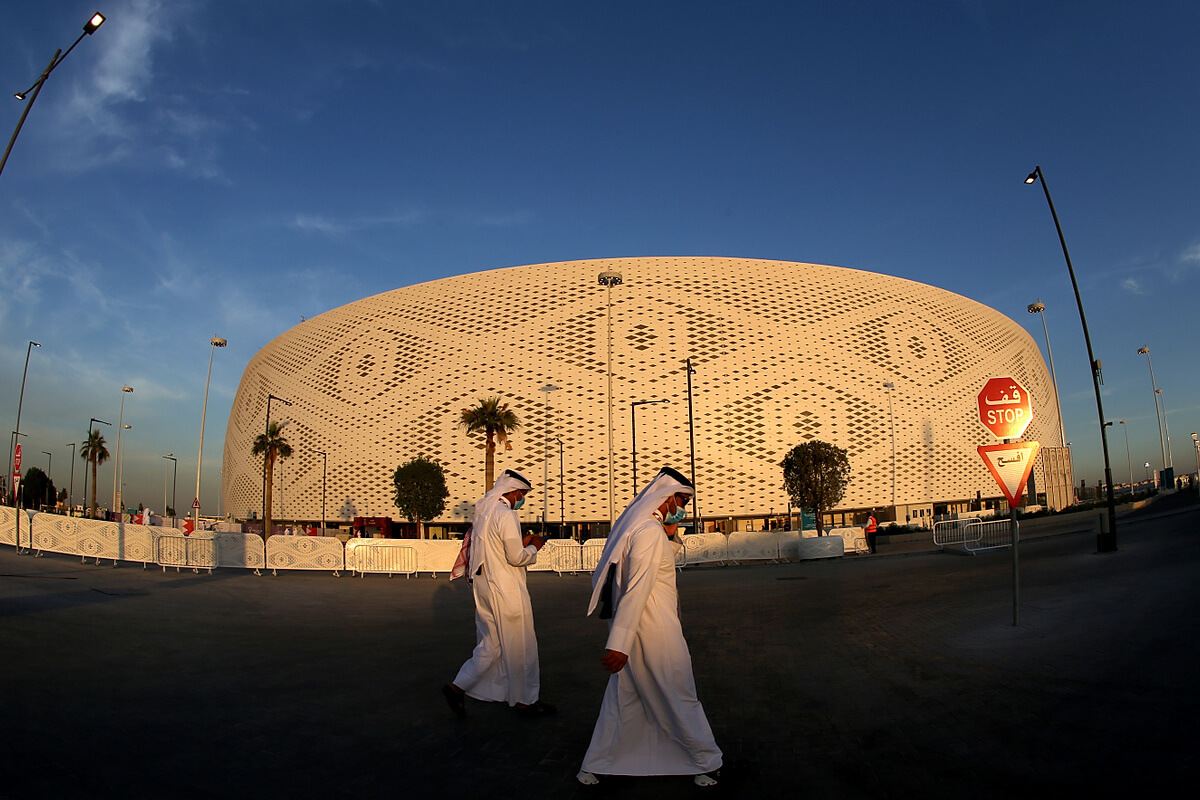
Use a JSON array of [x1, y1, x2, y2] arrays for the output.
[[443, 470, 553, 717], [578, 467, 723, 787]]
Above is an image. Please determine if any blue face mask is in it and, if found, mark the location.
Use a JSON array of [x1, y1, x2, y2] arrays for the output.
[[664, 505, 687, 525], [511, 497, 525, 510]]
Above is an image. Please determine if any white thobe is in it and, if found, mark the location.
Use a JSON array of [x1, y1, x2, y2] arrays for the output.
[[582, 515, 722, 776], [453, 496, 541, 706]]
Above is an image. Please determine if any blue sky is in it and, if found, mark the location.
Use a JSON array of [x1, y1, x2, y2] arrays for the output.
[[2, 0, 1198, 513]]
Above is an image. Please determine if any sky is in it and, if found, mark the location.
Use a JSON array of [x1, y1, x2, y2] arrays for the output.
[[2, 0, 1198, 514]]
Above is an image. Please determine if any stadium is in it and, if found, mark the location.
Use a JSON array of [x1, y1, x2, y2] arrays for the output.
[[221, 257, 1068, 536]]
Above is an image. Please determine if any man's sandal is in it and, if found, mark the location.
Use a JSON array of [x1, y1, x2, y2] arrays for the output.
[[515, 700, 557, 716]]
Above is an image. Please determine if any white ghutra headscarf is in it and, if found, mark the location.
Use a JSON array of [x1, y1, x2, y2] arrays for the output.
[[586, 466, 694, 616], [451, 469, 533, 581]]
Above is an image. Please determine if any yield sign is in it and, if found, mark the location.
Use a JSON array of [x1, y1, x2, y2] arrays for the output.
[[978, 442, 1041, 506]]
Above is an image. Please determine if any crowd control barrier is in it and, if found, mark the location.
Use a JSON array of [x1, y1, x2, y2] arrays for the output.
[[3, 512, 848, 578]]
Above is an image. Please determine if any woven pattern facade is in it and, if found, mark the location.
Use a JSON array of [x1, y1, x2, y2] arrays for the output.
[[222, 257, 1058, 524]]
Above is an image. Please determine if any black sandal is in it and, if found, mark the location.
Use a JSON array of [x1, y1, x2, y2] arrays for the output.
[[515, 700, 557, 716], [441, 684, 466, 719]]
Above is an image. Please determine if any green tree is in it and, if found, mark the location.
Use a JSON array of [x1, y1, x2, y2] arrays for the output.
[[392, 456, 450, 539], [80, 430, 110, 518], [781, 440, 851, 536], [459, 396, 520, 489], [252, 420, 293, 540], [20, 467, 55, 511]]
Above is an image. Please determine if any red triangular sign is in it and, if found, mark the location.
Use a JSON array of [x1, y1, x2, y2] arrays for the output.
[[978, 442, 1041, 506], [191, 497, 201, 510]]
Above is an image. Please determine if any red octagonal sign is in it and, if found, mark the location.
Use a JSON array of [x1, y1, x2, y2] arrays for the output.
[[977, 377, 1033, 439]]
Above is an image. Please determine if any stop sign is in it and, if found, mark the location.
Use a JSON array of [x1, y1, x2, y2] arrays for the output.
[[977, 377, 1033, 439]]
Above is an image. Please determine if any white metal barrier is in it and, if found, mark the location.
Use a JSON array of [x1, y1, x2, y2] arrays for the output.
[[0, 506, 31, 549], [266, 535, 344, 575], [345, 539, 418, 577], [157, 532, 217, 572], [933, 518, 1017, 552], [581, 538, 607, 572], [212, 532, 266, 573]]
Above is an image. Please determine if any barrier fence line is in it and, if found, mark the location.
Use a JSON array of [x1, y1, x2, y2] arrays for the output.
[[933, 518, 1018, 553], [2, 513, 850, 576]]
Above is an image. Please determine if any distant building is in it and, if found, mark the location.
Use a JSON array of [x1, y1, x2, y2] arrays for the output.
[[222, 257, 1066, 533]]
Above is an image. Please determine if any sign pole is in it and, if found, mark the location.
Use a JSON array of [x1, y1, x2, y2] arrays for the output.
[[1008, 438, 1019, 627]]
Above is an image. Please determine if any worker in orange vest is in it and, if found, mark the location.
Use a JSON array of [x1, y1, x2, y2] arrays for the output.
[[865, 512, 878, 555]]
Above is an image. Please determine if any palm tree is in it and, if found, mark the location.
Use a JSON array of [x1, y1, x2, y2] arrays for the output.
[[459, 397, 520, 489], [80, 430, 110, 518], [252, 420, 292, 540]]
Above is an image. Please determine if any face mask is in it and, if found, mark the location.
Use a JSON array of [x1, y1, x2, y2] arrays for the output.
[[512, 497, 525, 510], [664, 505, 687, 525]]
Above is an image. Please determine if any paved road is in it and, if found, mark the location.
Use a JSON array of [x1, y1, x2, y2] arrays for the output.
[[2, 500, 1197, 798]]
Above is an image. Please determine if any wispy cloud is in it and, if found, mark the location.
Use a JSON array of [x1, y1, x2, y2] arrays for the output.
[[1120, 277, 1146, 295], [288, 209, 428, 236]]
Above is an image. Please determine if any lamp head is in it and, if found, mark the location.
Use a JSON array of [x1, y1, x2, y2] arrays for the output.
[[31, 341, 41, 348], [14, 92, 26, 101], [597, 270, 623, 287], [211, 336, 228, 347], [122, 385, 133, 393], [84, 13, 105, 34], [1137, 347, 1150, 355], [1024, 169, 1039, 184], [1027, 302, 1045, 314]]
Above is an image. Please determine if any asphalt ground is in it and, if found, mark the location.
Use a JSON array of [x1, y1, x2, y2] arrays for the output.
[[2, 497, 1198, 799]]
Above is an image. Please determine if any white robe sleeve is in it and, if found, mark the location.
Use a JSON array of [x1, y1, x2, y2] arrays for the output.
[[500, 510, 538, 567], [605, 521, 664, 655]]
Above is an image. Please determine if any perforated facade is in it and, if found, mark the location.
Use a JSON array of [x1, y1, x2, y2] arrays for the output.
[[221, 257, 1060, 527]]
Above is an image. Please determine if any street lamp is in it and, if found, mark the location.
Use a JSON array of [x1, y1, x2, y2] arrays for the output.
[[1136, 347, 1168, 480], [1156, 388, 1174, 477], [311, 449, 327, 535], [1119, 421, 1132, 494], [631, 399, 670, 495], [539, 384, 559, 535], [1027, 302, 1067, 448], [1191, 434, 1198, 493], [41, 451, 52, 509], [264, 393, 292, 527], [883, 382, 896, 514], [87, 417, 111, 516], [598, 270, 622, 526], [9, 340, 40, 504], [0, 13, 106, 182], [117, 424, 131, 516], [1025, 165, 1117, 552], [194, 336, 227, 525], [556, 437, 565, 534], [65, 441, 76, 516], [685, 357, 701, 534], [162, 454, 177, 522], [112, 385, 133, 516]]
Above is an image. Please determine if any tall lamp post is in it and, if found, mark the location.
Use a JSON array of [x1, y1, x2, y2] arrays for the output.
[[1156, 388, 1174, 477], [111, 386, 133, 516], [1025, 165, 1117, 551], [87, 417, 111, 516], [1027, 302, 1067, 447], [0, 13, 106, 183], [162, 454, 177, 522], [194, 336, 227, 525], [539, 384, 559, 535], [1191, 433, 1199, 492], [311, 449, 327, 535], [685, 357, 701, 533], [9, 340, 40, 505], [117, 424, 131, 516], [882, 382, 896, 515], [41, 451, 52, 510], [1136, 347, 1168, 482], [263, 394, 291, 525], [631, 399, 670, 495], [65, 441, 76, 516], [598, 270, 623, 526], [556, 437, 565, 535], [1119, 421, 1132, 493]]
